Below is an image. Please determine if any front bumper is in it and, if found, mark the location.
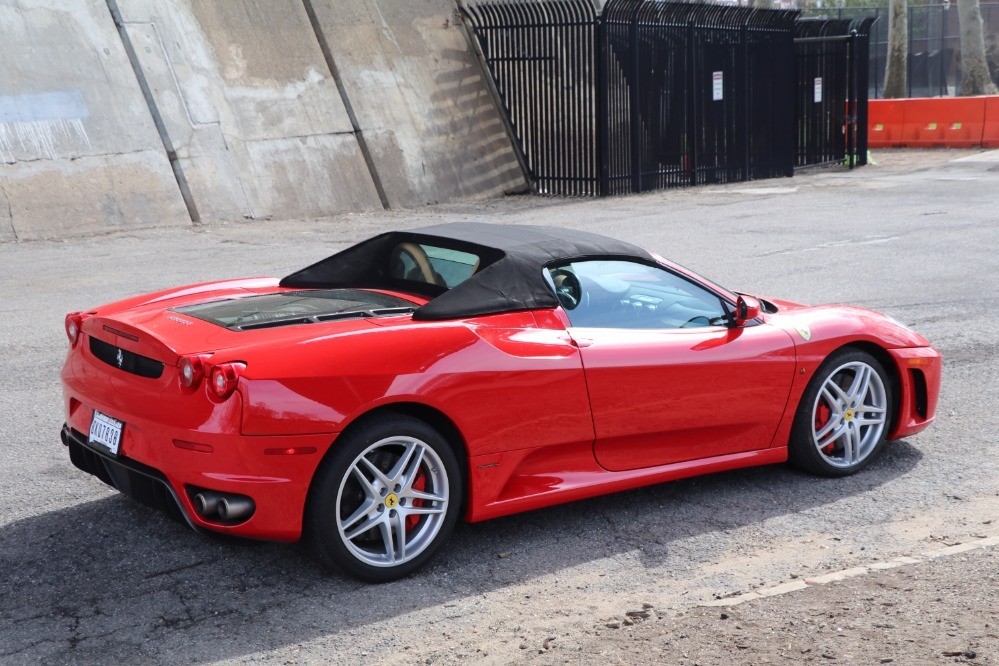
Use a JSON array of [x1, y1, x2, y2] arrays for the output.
[[887, 346, 942, 440]]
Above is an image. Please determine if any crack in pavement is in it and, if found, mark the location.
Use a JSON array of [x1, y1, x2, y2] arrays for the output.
[[0, 183, 17, 242], [754, 235, 899, 258]]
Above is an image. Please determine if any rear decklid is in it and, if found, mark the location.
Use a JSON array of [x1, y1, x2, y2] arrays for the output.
[[79, 279, 423, 367]]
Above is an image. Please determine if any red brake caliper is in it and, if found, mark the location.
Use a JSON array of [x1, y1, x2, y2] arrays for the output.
[[406, 472, 426, 532], [815, 403, 835, 453]]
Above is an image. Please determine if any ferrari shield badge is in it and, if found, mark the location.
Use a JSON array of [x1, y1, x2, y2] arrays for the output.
[[794, 324, 812, 341]]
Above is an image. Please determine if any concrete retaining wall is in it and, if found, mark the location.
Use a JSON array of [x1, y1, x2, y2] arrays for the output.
[[0, 0, 524, 241], [116, 0, 384, 222], [307, 0, 525, 208], [0, 0, 189, 241]]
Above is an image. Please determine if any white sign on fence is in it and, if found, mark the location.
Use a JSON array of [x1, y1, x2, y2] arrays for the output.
[[712, 71, 723, 101], [814, 77, 823, 103]]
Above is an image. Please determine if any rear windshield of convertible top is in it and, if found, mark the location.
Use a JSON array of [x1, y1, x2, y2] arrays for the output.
[[388, 243, 481, 289]]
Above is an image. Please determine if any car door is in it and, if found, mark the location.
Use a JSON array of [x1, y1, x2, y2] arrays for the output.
[[547, 259, 797, 471]]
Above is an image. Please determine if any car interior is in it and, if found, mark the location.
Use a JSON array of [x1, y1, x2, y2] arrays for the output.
[[388, 243, 480, 289], [546, 260, 732, 329]]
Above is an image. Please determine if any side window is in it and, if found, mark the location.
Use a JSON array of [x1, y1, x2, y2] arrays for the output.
[[388, 243, 480, 289], [545, 260, 730, 329], [424, 246, 479, 288]]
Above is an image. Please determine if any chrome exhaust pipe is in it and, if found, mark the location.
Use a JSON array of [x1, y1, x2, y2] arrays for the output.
[[217, 496, 255, 521], [193, 492, 223, 518]]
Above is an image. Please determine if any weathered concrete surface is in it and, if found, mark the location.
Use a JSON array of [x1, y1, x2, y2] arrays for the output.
[[117, 0, 384, 222], [308, 0, 526, 207], [1, 0, 527, 240], [0, 0, 189, 241]]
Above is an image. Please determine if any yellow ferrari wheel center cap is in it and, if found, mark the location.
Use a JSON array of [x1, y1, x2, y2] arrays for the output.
[[844, 408, 855, 421], [385, 493, 399, 509]]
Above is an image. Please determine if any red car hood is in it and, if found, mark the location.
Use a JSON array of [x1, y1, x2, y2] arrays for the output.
[[761, 296, 931, 349], [78, 278, 418, 365]]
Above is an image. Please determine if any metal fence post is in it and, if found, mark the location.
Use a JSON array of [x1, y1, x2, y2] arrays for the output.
[[741, 21, 751, 181], [596, 11, 610, 197], [629, 9, 642, 193], [687, 18, 698, 187], [846, 30, 856, 170]]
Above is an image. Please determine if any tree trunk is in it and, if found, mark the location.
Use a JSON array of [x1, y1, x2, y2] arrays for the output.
[[957, 0, 999, 95], [883, 0, 908, 98]]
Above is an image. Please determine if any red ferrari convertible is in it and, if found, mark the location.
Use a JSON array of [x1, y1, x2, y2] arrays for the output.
[[61, 223, 940, 581]]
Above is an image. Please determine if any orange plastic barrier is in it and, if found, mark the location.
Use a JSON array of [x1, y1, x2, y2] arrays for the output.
[[983, 96, 999, 148], [901, 97, 986, 147], [868, 100, 905, 147], [868, 96, 994, 148]]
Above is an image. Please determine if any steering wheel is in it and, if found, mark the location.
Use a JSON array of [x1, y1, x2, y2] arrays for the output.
[[680, 315, 711, 328], [551, 269, 582, 310]]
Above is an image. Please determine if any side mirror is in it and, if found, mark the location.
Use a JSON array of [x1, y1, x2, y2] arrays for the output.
[[734, 295, 761, 326]]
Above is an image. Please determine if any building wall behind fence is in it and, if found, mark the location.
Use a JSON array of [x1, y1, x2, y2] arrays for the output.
[[0, 0, 525, 241]]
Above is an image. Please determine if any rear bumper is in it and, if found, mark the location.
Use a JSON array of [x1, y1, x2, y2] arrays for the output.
[[887, 346, 942, 440], [62, 418, 335, 541], [63, 425, 197, 529], [62, 337, 338, 541]]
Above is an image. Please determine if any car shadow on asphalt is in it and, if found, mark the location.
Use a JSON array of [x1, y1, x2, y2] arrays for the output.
[[0, 441, 922, 662]]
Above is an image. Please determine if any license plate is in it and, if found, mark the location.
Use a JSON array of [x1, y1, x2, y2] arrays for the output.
[[89, 411, 124, 456]]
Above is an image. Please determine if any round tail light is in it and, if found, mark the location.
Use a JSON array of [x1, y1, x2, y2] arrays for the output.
[[65, 313, 83, 345], [209, 363, 245, 400], [178, 355, 204, 390]]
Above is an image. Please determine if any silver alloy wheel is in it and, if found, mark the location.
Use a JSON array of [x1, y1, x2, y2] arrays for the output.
[[335, 436, 449, 568], [811, 360, 888, 468]]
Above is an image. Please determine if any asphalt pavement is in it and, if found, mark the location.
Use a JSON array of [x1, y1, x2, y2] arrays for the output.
[[1, 148, 997, 664]]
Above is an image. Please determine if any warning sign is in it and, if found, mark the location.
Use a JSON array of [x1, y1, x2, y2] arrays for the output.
[[712, 71, 723, 101]]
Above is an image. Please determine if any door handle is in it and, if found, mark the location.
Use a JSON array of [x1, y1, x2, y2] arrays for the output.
[[571, 337, 593, 348]]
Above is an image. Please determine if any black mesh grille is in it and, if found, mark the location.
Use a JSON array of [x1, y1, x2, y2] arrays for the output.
[[65, 428, 188, 526], [89, 336, 164, 379]]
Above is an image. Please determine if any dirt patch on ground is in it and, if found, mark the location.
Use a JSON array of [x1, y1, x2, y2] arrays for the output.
[[519, 545, 998, 665], [864, 148, 983, 171]]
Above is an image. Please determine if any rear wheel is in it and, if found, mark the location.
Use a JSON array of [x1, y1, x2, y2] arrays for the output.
[[307, 414, 461, 582], [789, 349, 893, 476]]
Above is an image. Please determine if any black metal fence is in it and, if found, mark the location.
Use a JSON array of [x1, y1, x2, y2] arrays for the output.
[[803, 3, 999, 99], [795, 17, 876, 168], [462, 0, 872, 196], [601, 3, 798, 193], [463, 1, 600, 195]]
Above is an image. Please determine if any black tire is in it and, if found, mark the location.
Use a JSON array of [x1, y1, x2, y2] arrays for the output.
[[788, 348, 894, 477], [306, 413, 462, 582]]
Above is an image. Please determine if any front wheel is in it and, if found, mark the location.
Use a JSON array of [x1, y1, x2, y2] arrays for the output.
[[307, 414, 462, 582], [789, 349, 893, 477]]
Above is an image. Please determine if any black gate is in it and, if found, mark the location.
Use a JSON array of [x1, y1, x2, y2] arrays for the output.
[[601, 3, 799, 194], [461, 0, 874, 196], [794, 17, 876, 168]]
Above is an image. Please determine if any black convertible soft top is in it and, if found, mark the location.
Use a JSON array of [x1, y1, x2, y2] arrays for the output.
[[280, 222, 653, 320]]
